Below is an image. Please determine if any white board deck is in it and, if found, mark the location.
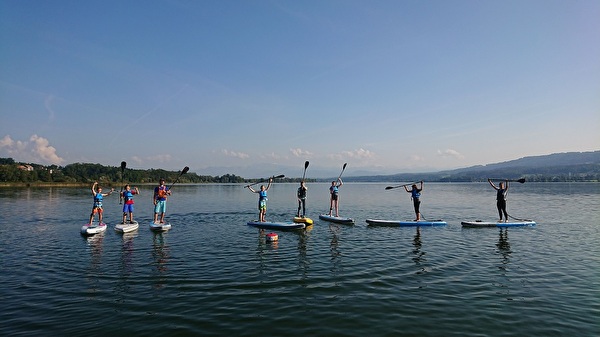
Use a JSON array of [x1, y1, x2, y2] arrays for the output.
[[81, 222, 107, 235], [150, 222, 172, 231], [247, 221, 306, 230], [115, 221, 139, 233], [318, 214, 355, 224], [366, 219, 447, 227], [461, 220, 536, 228]]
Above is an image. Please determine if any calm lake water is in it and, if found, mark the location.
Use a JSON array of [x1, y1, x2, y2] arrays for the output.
[[1, 182, 599, 336]]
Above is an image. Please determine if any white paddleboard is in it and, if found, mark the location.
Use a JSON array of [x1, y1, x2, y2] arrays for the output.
[[366, 219, 447, 227], [247, 221, 306, 230], [115, 221, 139, 233], [319, 214, 355, 224], [81, 222, 107, 235], [461, 220, 536, 228], [150, 222, 172, 231]]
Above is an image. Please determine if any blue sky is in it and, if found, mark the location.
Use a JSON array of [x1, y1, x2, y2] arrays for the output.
[[1, 0, 599, 178]]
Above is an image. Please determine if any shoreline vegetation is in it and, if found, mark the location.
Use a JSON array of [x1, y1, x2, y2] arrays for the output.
[[1, 152, 599, 187]]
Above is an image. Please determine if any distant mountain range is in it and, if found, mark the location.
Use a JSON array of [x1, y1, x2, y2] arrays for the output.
[[345, 151, 600, 182]]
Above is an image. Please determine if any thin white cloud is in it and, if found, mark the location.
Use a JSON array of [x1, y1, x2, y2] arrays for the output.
[[342, 148, 375, 159], [0, 135, 14, 147], [437, 149, 464, 159], [0, 134, 64, 165], [410, 154, 425, 162], [44, 95, 56, 121], [131, 156, 143, 165], [147, 154, 172, 163], [221, 149, 249, 159], [290, 148, 313, 157], [260, 152, 283, 160]]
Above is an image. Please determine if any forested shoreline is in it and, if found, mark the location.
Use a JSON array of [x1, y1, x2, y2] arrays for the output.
[[0, 158, 316, 186], [1, 157, 598, 186]]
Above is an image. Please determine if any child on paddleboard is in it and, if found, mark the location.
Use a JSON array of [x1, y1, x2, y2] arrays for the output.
[[121, 184, 139, 224], [297, 181, 307, 217], [153, 178, 171, 224], [488, 179, 509, 222], [88, 181, 114, 225], [247, 178, 272, 222], [404, 181, 423, 221], [328, 178, 343, 217]]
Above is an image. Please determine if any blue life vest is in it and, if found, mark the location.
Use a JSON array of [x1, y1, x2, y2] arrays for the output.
[[330, 186, 339, 195], [411, 189, 421, 199], [93, 193, 103, 207], [259, 190, 267, 201], [123, 190, 133, 202]]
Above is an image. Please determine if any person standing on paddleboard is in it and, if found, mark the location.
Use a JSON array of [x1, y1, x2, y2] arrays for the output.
[[404, 181, 423, 221], [297, 181, 308, 217], [153, 178, 171, 224], [121, 184, 139, 224], [248, 178, 272, 222], [88, 181, 114, 225], [328, 178, 343, 217], [488, 179, 509, 222]]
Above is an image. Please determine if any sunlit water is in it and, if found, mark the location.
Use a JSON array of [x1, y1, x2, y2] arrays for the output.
[[1, 183, 599, 336]]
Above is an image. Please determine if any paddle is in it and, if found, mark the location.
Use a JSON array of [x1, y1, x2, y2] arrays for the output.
[[301, 161, 309, 181], [119, 161, 126, 204], [488, 178, 526, 184], [337, 163, 347, 181], [168, 166, 190, 189], [244, 174, 285, 188], [385, 182, 420, 190]]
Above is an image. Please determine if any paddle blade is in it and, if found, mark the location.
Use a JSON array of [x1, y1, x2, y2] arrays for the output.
[[304, 161, 309, 169], [182, 166, 190, 174], [385, 186, 394, 190], [273, 174, 285, 179], [120, 161, 127, 170], [516, 178, 526, 183]]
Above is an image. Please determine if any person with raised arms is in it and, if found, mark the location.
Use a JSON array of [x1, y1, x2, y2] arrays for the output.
[[88, 181, 114, 225], [121, 184, 139, 224], [247, 178, 272, 222], [328, 177, 343, 217]]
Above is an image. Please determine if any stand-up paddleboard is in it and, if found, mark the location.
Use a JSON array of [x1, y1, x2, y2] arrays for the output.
[[115, 221, 139, 233], [247, 221, 305, 230], [81, 222, 107, 235], [319, 214, 355, 224], [293, 217, 314, 225], [461, 220, 536, 228], [366, 219, 447, 227], [150, 222, 172, 231]]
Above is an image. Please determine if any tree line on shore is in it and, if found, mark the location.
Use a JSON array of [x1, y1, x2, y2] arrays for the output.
[[1, 157, 597, 185], [0, 158, 247, 185]]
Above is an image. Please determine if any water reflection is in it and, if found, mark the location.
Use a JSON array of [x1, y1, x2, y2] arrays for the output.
[[151, 233, 170, 289], [297, 228, 311, 284], [495, 228, 513, 300], [329, 224, 342, 280], [120, 232, 137, 276], [84, 233, 104, 295], [496, 228, 511, 266], [115, 232, 137, 304], [411, 227, 429, 282]]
